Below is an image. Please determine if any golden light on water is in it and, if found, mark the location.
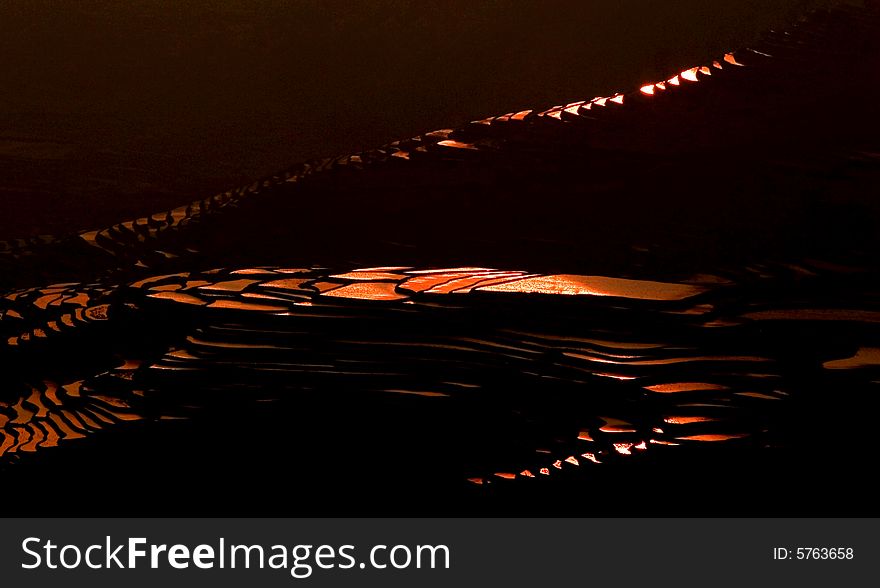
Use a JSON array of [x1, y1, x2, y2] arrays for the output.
[[724, 52, 744, 66], [475, 274, 704, 300], [663, 416, 718, 424], [677, 433, 748, 442], [822, 347, 880, 370], [644, 382, 728, 393], [681, 67, 700, 82], [322, 282, 409, 301], [613, 443, 634, 455]]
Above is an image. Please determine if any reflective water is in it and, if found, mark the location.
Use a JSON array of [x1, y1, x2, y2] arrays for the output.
[[3, 258, 879, 499], [1, 2, 879, 515]]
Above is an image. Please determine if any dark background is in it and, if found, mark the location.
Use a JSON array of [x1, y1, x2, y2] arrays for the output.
[[0, 0, 817, 239]]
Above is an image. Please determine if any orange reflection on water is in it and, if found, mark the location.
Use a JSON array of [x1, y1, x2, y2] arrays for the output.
[[568, 352, 765, 366], [681, 67, 700, 82], [476, 274, 704, 300], [49, 413, 85, 440], [184, 280, 212, 289], [354, 266, 411, 272], [724, 53, 744, 66], [401, 270, 531, 294], [63, 382, 82, 397], [262, 278, 309, 290], [677, 433, 747, 442], [198, 279, 259, 292], [663, 416, 717, 424], [736, 392, 780, 400], [242, 292, 288, 303], [822, 347, 880, 370], [329, 271, 406, 281], [613, 443, 633, 455], [322, 282, 407, 301], [437, 140, 478, 150], [11, 400, 32, 424], [385, 389, 449, 398], [310, 281, 344, 293], [594, 373, 638, 380], [33, 294, 62, 309], [148, 292, 207, 305], [407, 267, 494, 274], [26, 390, 49, 418], [599, 417, 636, 433], [230, 268, 275, 275], [41, 424, 61, 449], [644, 382, 727, 393], [640, 84, 655, 95]]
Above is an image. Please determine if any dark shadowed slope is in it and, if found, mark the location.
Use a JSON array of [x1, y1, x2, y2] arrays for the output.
[[2, 2, 879, 286], [0, 0, 812, 240]]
